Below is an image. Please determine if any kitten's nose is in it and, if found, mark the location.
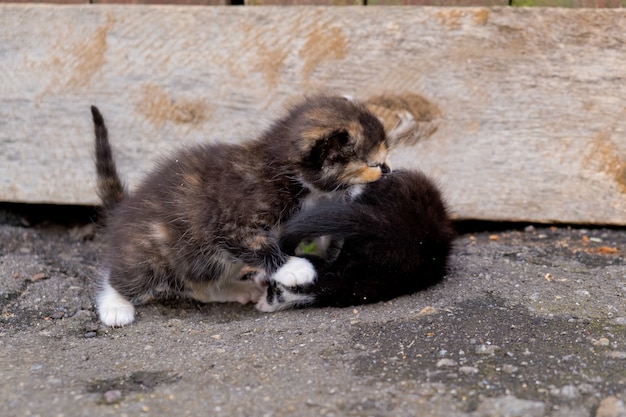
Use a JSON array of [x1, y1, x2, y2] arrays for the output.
[[380, 163, 391, 175]]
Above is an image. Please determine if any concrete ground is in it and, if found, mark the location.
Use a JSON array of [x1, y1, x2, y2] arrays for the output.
[[1, 205, 625, 417]]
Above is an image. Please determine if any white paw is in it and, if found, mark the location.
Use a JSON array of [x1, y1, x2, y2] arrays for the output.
[[255, 284, 315, 313], [272, 257, 316, 287], [97, 282, 135, 327]]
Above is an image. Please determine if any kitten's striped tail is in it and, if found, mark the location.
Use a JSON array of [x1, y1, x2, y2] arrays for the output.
[[91, 106, 126, 213]]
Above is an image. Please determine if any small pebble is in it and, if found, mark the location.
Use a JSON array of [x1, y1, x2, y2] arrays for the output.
[[29, 273, 47, 282], [596, 396, 626, 417], [575, 290, 591, 298], [73, 310, 93, 319], [502, 364, 518, 374], [593, 337, 610, 347], [85, 322, 99, 332], [436, 358, 457, 368], [165, 318, 183, 327], [474, 395, 545, 417], [577, 383, 596, 395], [459, 366, 479, 375], [416, 306, 437, 316], [103, 389, 123, 404], [51, 311, 65, 320], [605, 351, 626, 359], [551, 385, 580, 400], [552, 407, 588, 417], [84, 331, 97, 339], [476, 344, 500, 355], [611, 317, 626, 326]]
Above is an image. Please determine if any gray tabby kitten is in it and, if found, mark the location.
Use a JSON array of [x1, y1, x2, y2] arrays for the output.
[[91, 96, 390, 326]]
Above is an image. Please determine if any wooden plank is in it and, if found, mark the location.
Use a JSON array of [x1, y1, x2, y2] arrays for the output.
[[368, 0, 509, 5], [245, 0, 363, 4], [510, 0, 624, 6], [0, 0, 89, 3], [1, 5, 625, 224], [1, 0, 622, 5], [91, 0, 228, 4]]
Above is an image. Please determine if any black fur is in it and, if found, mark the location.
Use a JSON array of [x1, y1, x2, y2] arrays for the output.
[[268, 170, 454, 308]]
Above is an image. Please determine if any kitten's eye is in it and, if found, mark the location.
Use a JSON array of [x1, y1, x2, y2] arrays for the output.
[[368, 162, 391, 174]]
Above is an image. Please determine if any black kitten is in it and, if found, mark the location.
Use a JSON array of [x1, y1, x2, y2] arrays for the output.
[[91, 96, 390, 326], [256, 170, 454, 311]]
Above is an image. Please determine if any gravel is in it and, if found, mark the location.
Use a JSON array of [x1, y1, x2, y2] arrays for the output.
[[1, 207, 625, 416]]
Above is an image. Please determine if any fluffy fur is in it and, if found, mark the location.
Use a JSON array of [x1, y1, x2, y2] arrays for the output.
[[256, 169, 454, 312], [91, 96, 390, 326]]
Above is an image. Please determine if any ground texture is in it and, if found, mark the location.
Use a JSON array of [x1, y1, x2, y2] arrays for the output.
[[1, 207, 625, 417]]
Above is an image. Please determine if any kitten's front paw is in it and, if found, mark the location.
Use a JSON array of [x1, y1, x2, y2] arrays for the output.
[[251, 270, 269, 288], [272, 257, 316, 287], [235, 282, 264, 305], [99, 303, 135, 327], [97, 284, 135, 327], [255, 281, 315, 313], [255, 292, 277, 313]]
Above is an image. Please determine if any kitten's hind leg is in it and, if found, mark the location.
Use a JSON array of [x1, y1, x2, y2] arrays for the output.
[[271, 256, 317, 287], [97, 273, 135, 327]]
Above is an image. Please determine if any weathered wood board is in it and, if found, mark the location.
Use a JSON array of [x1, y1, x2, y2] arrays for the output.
[[1, 5, 625, 224]]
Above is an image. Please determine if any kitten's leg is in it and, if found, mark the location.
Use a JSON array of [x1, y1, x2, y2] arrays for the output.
[[232, 231, 317, 287], [223, 266, 266, 304], [271, 256, 317, 287], [255, 281, 315, 312], [97, 271, 136, 327], [194, 280, 264, 304], [186, 265, 266, 305]]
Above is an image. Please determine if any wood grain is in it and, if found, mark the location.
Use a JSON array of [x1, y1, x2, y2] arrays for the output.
[[1, 5, 625, 224]]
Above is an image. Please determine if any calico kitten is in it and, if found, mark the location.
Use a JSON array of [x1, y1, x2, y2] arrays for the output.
[[91, 95, 390, 326], [256, 169, 454, 312]]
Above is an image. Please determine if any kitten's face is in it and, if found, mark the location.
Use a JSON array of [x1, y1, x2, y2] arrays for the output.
[[294, 97, 391, 192]]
